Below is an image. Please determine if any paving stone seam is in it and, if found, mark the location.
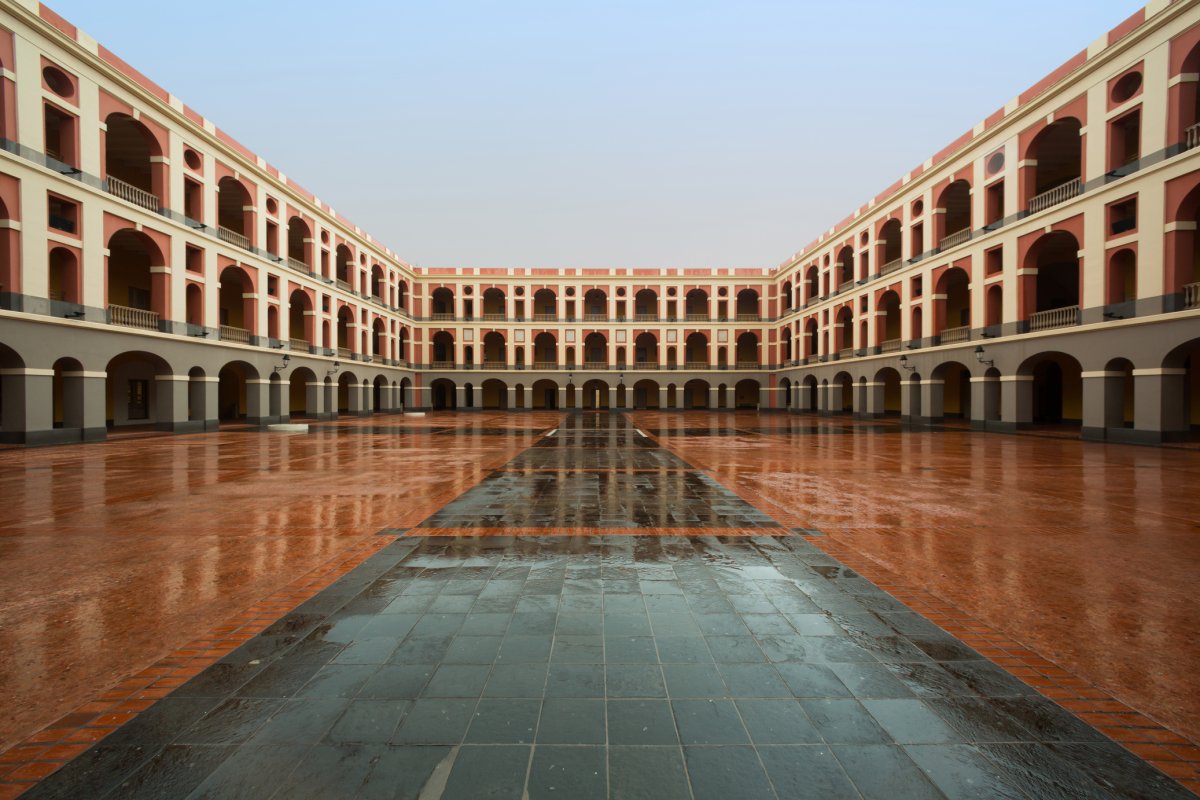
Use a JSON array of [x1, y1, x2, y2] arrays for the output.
[[806, 533, 1200, 794]]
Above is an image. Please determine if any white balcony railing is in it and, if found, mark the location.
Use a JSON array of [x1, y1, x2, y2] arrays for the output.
[[289, 338, 310, 351], [533, 361, 558, 369], [881, 258, 904, 276], [1028, 177, 1082, 215], [736, 313, 760, 321], [532, 313, 557, 321], [838, 348, 853, 359], [582, 361, 607, 370], [684, 361, 709, 369], [635, 313, 657, 321], [106, 176, 159, 212], [431, 312, 455, 321], [736, 360, 759, 369], [109, 303, 158, 330], [583, 313, 607, 321], [287, 257, 310, 274], [939, 325, 970, 344], [217, 226, 251, 250], [337, 347, 352, 359], [879, 338, 902, 353], [1029, 305, 1080, 331], [635, 361, 658, 369], [219, 325, 251, 344], [1183, 281, 1200, 309], [837, 279, 854, 293], [430, 360, 455, 369], [482, 359, 506, 368], [335, 279, 353, 292], [481, 313, 506, 321], [1186, 123, 1200, 151], [939, 228, 972, 250]]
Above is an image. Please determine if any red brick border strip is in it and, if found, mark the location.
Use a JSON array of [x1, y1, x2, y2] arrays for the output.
[[808, 534, 1200, 796], [0, 535, 397, 800]]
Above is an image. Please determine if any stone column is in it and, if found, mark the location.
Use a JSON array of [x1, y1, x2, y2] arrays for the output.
[[154, 374, 192, 432], [969, 375, 999, 430], [919, 378, 944, 425], [864, 381, 884, 418], [246, 378, 270, 425], [999, 375, 1033, 431], [1132, 368, 1187, 444]]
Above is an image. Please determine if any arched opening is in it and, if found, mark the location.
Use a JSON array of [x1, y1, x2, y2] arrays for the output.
[[372, 319, 386, 360], [685, 332, 708, 367], [105, 351, 170, 428], [936, 180, 972, 247], [1027, 231, 1081, 329], [48, 246, 80, 305], [396, 281, 409, 310], [186, 283, 203, 328], [513, 383, 525, 409], [218, 361, 256, 422], [1026, 118, 1082, 211], [431, 287, 455, 318], [288, 290, 313, 347], [804, 267, 819, 304], [685, 289, 709, 320], [836, 246, 854, 289], [336, 306, 354, 356], [431, 331, 455, 367], [875, 367, 902, 415], [583, 289, 607, 319], [833, 372, 852, 413], [736, 289, 759, 319], [483, 331, 506, 367], [107, 229, 164, 330], [684, 379, 709, 409], [51, 357, 84, 432], [880, 219, 902, 270], [533, 332, 557, 369], [1105, 357, 1135, 430], [635, 289, 658, 319], [805, 320, 819, 360], [734, 379, 760, 409], [216, 177, 253, 248], [933, 361, 972, 420], [289, 367, 317, 417], [985, 285, 1003, 328], [779, 377, 792, 410], [482, 378, 507, 409], [1023, 352, 1083, 425], [533, 289, 556, 319], [936, 268, 971, 339], [1107, 248, 1137, 305], [532, 379, 557, 409], [218, 266, 254, 342], [633, 379, 660, 409], [370, 265, 385, 301], [835, 308, 853, 355], [430, 379, 456, 410], [1163, 338, 1200, 436], [104, 113, 161, 210], [287, 217, 312, 270], [334, 244, 354, 288], [878, 291, 901, 350], [482, 288, 505, 319], [802, 376, 818, 413], [581, 379, 609, 409], [583, 332, 607, 368], [337, 372, 358, 414], [187, 366, 207, 424], [735, 332, 758, 367], [781, 282, 793, 313], [634, 332, 658, 368]]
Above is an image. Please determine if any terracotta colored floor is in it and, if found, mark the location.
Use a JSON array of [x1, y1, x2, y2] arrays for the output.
[[0, 413, 561, 754], [0, 410, 1197, 797], [629, 411, 1200, 746]]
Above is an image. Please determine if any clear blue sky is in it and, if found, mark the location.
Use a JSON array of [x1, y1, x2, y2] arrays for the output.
[[48, 1, 1142, 269]]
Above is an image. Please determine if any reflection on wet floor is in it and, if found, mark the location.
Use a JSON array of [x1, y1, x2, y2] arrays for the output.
[[23, 535, 1191, 800], [420, 414, 781, 530]]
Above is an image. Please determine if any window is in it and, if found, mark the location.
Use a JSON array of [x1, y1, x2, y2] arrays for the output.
[[911, 277, 923, 298], [985, 181, 1004, 226], [266, 220, 278, 255], [267, 275, 279, 296], [185, 245, 203, 273], [183, 178, 203, 222], [47, 195, 78, 235], [985, 246, 1003, 276], [1108, 110, 1141, 172], [1109, 197, 1137, 236], [44, 104, 77, 166]]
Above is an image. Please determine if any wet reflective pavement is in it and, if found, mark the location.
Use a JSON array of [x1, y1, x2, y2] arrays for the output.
[[0, 411, 1197, 798], [20, 532, 1193, 800]]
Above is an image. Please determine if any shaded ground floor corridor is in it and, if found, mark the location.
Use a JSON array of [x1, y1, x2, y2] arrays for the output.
[[0, 412, 1196, 798]]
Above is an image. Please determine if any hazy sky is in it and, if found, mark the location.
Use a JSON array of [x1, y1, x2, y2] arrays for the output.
[[49, 1, 1141, 269]]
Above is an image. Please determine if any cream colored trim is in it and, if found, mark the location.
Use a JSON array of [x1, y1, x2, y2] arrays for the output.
[[1132, 368, 1187, 376], [1164, 221, 1197, 233], [0, 219, 21, 231], [1081, 370, 1125, 378], [969, 376, 999, 382], [62, 370, 107, 378], [155, 374, 189, 381], [0, 368, 54, 376], [999, 375, 1035, 382]]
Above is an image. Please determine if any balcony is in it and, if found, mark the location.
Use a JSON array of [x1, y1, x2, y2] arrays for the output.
[[582, 361, 607, 370], [635, 313, 657, 321], [289, 338, 310, 352], [685, 313, 709, 322], [736, 360, 759, 369], [1183, 281, 1200, 309], [482, 360, 507, 369], [879, 338, 902, 353], [335, 279, 353, 292], [583, 313, 607, 322], [837, 279, 854, 293], [1029, 305, 1080, 332], [431, 360, 455, 369], [337, 347, 352, 359], [634, 361, 658, 370], [287, 257, 310, 274], [938, 228, 972, 251], [219, 325, 251, 344], [108, 303, 158, 330], [431, 312, 455, 321], [106, 176, 159, 212], [881, 258, 904, 276], [838, 348, 853, 360], [939, 325, 970, 344], [736, 313, 761, 321], [1187, 123, 1200, 151], [532, 313, 557, 322], [217, 226, 251, 250], [1028, 178, 1082, 215], [532, 361, 558, 369], [481, 313, 507, 321], [684, 361, 709, 369]]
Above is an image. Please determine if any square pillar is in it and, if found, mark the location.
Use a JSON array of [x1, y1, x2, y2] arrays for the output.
[[919, 379, 944, 425], [1132, 369, 1188, 444], [154, 375, 194, 433], [999, 375, 1033, 431], [969, 376, 999, 430], [246, 378, 271, 425]]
